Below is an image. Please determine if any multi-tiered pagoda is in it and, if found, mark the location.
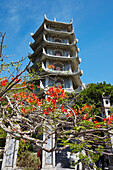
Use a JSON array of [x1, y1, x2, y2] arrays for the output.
[[28, 15, 83, 93]]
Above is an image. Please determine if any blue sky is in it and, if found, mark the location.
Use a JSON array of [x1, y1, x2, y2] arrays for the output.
[[0, 0, 113, 85]]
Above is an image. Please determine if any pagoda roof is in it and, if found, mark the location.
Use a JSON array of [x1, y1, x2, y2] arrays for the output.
[[29, 50, 81, 69], [44, 14, 73, 27], [31, 15, 73, 40], [30, 36, 78, 54], [30, 64, 83, 88], [43, 26, 74, 37], [40, 68, 83, 77]]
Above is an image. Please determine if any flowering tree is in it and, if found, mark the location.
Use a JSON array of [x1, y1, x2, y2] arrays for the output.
[[1, 32, 113, 168]]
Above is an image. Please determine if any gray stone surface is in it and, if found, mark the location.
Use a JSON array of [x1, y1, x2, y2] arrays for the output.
[[1, 134, 19, 170], [42, 129, 55, 170]]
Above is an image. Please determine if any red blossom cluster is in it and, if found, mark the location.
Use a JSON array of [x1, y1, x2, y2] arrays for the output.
[[12, 90, 43, 114], [0, 79, 8, 86], [11, 84, 113, 127], [13, 91, 43, 105], [46, 86, 67, 98], [0, 76, 23, 87], [103, 116, 113, 125], [11, 77, 22, 82], [44, 86, 68, 115], [48, 65, 55, 69]]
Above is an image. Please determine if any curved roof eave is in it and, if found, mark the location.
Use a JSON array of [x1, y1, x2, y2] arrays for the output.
[[30, 37, 78, 52], [32, 23, 44, 40], [31, 15, 73, 40], [40, 68, 82, 77], [29, 51, 80, 66], [72, 76, 82, 87], [44, 26, 74, 37], [44, 15, 73, 28]]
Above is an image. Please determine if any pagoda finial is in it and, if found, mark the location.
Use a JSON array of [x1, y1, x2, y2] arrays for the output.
[[44, 14, 46, 19], [70, 19, 73, 23], [31, 33, 34, 37]]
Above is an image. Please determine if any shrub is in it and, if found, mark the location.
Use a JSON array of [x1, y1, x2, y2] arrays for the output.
[[17, 151, 41, 170]]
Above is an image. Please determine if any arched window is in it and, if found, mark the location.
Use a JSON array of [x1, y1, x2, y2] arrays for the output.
[[54, 38, 62, 43], [54, 50, 63, 56], [53, 62, 64, 71], [49, 77, 64, 87], [108, 110, 111, 114], [56, 78, 64, 87], [49, 78, 54, 86], [54, 28, 61, 31], [105, 100, 109, 104]]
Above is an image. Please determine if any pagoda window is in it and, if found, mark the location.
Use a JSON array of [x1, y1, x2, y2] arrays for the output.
[[53, 27, 61, 31], [54, 50, 63, 56], [49, 78, 54, 86], [56, 78, 64, 87], [108, 110, 111, 114], [53, 62, 64, 71], [65, 79, 70, 88], [63, 51, 68, 57], [49, 77, 64, 87], [46, 48, 53, 55], [105, 100, 109, 105], [54, 38, 62, 43], [63, 38, 69, 44], [46, 49, 49, 54], [103, 111, 105, 118], [47, 36, 53, 42], [64, 63, 69, 71]]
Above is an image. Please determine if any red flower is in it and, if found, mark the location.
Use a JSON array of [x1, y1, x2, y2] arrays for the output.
[[5, 79, 8, 82], [39, 99, 43, 105], [15, 77, 18, 81], [94, 121, 101, 128], [103, 118, 107, 122], [110, 115, 113, 121], [43, 110, 48, 115], [1, 80, 7, 86], [11, 77, 18, 81], [37, 85, 40, 88], [61, 105, 67, 113], [52, 99, 56, 106], [13, 93, 18, 98], [66, 113, 69, 117], [94, 121, 98, 124], [0, 97, 3, 101]]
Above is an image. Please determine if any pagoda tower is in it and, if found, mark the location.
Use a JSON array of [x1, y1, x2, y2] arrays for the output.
[[28, 15, 83, 93], [28, 15, 84, 170]]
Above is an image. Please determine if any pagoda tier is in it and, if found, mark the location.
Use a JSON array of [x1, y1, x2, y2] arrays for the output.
[[29, 15, 83, 93], [28, 48, 81, 70], [28, 46, 80, 64], [31, 15, 73, 40], [30, 34, 78, 53]]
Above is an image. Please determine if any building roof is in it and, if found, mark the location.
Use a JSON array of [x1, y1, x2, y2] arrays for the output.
[[31, 15, 74, 40]]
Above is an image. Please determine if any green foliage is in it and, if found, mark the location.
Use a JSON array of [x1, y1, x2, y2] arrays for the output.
[[17, 151, 41, 170], [75, 82, 113, 107], [0, 128, 7, 138], [17, 140, 33, 159]]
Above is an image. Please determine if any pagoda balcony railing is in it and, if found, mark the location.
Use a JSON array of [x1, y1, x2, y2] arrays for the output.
[[47, 37, 69, 45], [43, 48, 79, 59], [41, 62, 82, 75], [44, 23, 74, 35], [73, 67, 83, 76], [43, 48, 69, 57], [32, 49, 80, 68], [43, 34, 76, 46]]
